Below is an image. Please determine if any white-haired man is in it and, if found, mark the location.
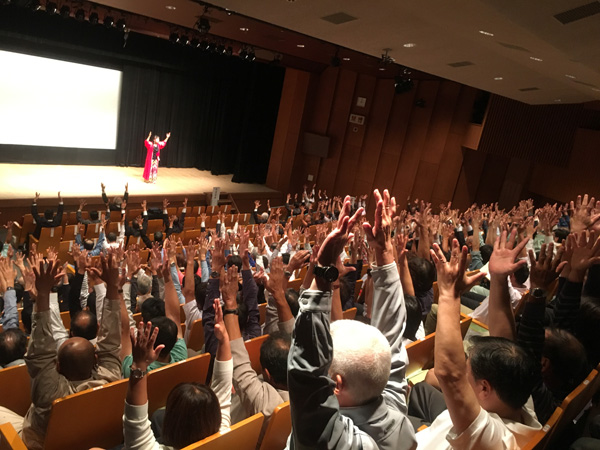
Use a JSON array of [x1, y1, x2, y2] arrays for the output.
[[287, 191, 416, 450]]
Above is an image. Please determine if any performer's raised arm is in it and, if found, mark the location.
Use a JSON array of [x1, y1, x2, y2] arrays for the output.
[[146, 131, 152, 142], [164, 132, 171, 143]]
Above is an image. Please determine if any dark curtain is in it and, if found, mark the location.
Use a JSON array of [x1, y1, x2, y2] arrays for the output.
[[116, 51, 285, 184]]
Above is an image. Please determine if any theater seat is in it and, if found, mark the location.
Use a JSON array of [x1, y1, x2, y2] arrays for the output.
[[0, 364, 31, 417], [245, 334, 269, 375], [44, 378, 128, 450], [522, 407, 563, 450], [147, 353, 211, 415], [0, 423, 27, 450], [342, 307, 357, 320], [182, 413, 264, 450], [187, 318, 205, 352], [258, 303, 267, 326], [259, 401, 291, 450]]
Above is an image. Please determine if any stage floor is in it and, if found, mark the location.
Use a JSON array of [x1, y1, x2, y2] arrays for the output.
[[0, 164, 276, 202]]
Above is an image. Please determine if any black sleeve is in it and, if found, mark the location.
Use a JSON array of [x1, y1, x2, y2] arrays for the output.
[[21, 291, 33, 334], [583, 265, 600, 300], [58, 284, 70, 312], [68, 273, 84, 318], [553, 280, 583, 333], [123, 190, 129, 202], [129, 276, 139, 313], [151, 275, 160, 300], [139, 229, 153, 249], [31, 203, 41, 223], [102, 191, 109, 205], [52, 203, 64, 227]]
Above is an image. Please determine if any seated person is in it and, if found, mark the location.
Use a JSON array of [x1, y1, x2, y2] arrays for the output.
[[416, 236, 541, 449], [288, 192, 417, 449], [0, 256, 122, 450], [76, 200, 101, 225], [0, 328, 28, 369], [101, 182, 128, 212], [123, 300, 232, 450], [31, 192, 63, 240]]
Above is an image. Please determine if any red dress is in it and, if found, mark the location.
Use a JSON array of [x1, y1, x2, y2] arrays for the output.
[[143, 140, 166, 181]]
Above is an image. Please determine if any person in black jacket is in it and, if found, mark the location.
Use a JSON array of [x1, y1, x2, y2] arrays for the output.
[[31, 191, 63, 239], [101, 182, 128, 212]]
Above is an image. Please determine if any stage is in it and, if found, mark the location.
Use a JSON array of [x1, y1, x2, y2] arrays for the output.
[[0, 164, 280, 220]]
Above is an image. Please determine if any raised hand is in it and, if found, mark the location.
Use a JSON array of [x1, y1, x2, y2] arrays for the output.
[[130, 322, 164, 372], [430, 240, 486, 298], [212, 238, 226, 271], [528, 242, 566, 291], [220, 264, 239, 309], [101, 182, 106, 192], [163, 198, 170, 209], [318, 196, 363, 266], [213, 298, 229, 343], [79, 199, 87, 210], [567, 231, 600, 281], [34, 192, 40, 202], [0, 257, 16, 290], [183, 197, 188, 208], [287, 250, 310, 273], [362, 189, 395, 265], [570, 194, 600, 233], [265, 256, 285, 294], [32, 258, 62, 295], [141, 200, 147, 211], [488, 229, 529, 277]]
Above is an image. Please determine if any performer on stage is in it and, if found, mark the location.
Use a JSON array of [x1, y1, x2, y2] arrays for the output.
[[143, 131, 170, 183]]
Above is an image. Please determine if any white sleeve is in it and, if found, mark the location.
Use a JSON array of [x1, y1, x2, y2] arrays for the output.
[[94, 283, 107, 323], [210, 358, 233, 432]]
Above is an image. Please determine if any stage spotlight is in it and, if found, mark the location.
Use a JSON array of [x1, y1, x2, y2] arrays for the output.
[[116, 18, 126, 30], [394, 76, 414, 94], [75, 8, 85, 20], [45, 1, 57, 14], [89, 11, 99, 24], [104, 15, 114, 27], [169, 32, 179, 43], [59, 5, 70, 18], [195, 17, 210, 34]]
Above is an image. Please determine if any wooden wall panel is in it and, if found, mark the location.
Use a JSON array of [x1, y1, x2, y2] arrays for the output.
[[452, 149, 487, 211], [474, 153, 510, 206]]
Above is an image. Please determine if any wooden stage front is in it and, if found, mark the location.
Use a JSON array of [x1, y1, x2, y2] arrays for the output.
[[0, 164, 280, 221]]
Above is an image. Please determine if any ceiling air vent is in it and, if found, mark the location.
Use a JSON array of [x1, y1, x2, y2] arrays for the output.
[[519, 87, 540, 91], [447, 61, 474, 67], [573, 80, 598, 87], [497, 42, 531, 52], [321, 12, 358, 25], [554, 1, 600, 24]]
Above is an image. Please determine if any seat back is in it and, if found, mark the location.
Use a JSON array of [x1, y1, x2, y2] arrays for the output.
[[0, 364, 31, 416], [146, 219, 164, 236], [459, 313, 473, 337], [405, 333, 435, 377], [147, 353, 211, 415], [19, 214, 35, 245], [288, 278, 302, 292], [187, 319, 205, 352], [44, 378, 128, 450], [522, 407, 563, 450], [58, 240, 75, 264], [551, 369, 600, 443], [35, 227, 62, 255], [342, 307, 357, 320], [62, 224, 78, 241], [0, 423, 27, 450], [259, 401, 291, 450], [182, 413, 264, 450], [245, 334, 269, 375], [258, 303, 267, 326], [84, 222, 102, 239]]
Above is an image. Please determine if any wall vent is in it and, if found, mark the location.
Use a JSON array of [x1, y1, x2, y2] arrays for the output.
[[497, 42, 531, 52], [554, 1, 600, 24], [321, 12, 358, 25], [519, 87, 540, 91], [447, 61, 474, 67]]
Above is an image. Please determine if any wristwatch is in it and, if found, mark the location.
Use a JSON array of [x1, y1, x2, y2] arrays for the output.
[[313, 265, 339, 283], [210, 271, 220, 279], [129, 365, 147, 380], [531, 288, 547, 300], [224, 308, 239, 316]]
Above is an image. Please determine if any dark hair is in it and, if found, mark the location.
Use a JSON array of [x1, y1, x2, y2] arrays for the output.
[[70, 310, 98, 341], [141, 297, 165, 322], [281, 253, 291, 265], [407, 256, 436, 293], [285, 288, 299, 317], [151, 316, 178, 358], [403, 295, 421, 342], [83, 239, 94, 251], [154, 231, 164, 243], [468, 336, 536, 410], [107, 232, 117, 243], [89, 211, 99, 221], [162, 383, 221, 448], [480, 245, 493, 265], [543, 328, 588, 392], [260, 331, 291, 387], [44, 209, 54, 220], [227, 255, 243, 271], [0, 328, 28, 367], [513, 264, 529, 286], [154, 135, 160, 141], [554, 228, 569, 244]]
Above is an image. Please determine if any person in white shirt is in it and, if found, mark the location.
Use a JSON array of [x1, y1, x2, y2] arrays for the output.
[[416, 235, 541, 449]]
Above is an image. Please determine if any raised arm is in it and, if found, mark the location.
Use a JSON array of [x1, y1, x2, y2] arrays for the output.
[[431, 240, 487, 434], [161, 241, 183, 338], [487, 229, 529, 340]]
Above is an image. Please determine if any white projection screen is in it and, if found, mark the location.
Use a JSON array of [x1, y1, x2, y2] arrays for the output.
[[0, 50, 122, 149]]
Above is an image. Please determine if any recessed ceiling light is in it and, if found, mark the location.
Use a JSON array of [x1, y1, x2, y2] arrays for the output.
[[479, 30, 494, 36], [239, 27, 249, 31], [378, 67, 386, 71], [165, 5, 176, 10], [494, 77, 503, 80], [297, 44, 305, 48], [403, 43, 416, 48], [530, 57, 543, 62], [554, 99, 562, 102], [343, 57, 350, 61], [565, 74, 576, 79]]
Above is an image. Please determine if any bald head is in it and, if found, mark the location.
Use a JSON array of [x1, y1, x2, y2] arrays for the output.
[[57, 337, 96, 381]]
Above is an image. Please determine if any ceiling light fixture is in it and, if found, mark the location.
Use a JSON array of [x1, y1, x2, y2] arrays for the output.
[[565, 74, 576, 79], [343, 57, 350, 61], [530, 56, 543, 62], [239, 27, 249, 31], [494, 77, 503, 80], [403, 43, 416, 48], [297, 44, 305, 48], [479, 30, 494, 36], [554, 99, 562, 102], [165, 5, 176, 10]]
